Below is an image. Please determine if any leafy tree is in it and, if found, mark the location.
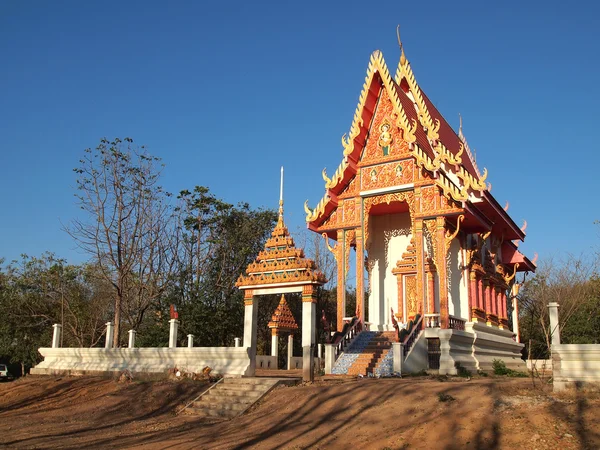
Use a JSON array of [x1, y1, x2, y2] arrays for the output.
[[165, 187, 277, 347], [0, 254, 112, 374]]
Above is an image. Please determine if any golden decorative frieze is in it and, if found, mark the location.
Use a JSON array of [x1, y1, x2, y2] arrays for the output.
[[360, 159, 413, 191]]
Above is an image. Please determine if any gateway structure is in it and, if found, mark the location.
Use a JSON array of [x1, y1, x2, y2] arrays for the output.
[[307, 40, 535, 374]]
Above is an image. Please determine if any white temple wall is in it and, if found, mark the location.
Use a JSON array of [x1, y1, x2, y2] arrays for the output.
[[30, 347, 252, 377], [447, 238, 469, 320], [367, 212, 412, 331]]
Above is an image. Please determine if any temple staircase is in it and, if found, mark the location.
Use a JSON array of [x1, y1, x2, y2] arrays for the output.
[[181, 377, 296, 419], [331, 331, 396, 377]]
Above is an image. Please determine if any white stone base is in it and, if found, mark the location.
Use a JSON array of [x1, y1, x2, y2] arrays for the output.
[[396, 323, 525, 375], [552, 344, 600, 391], [30, 347, 252, 377]]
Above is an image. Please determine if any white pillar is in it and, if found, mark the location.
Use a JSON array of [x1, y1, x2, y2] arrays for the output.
[[234, 337, 241, 347], [187, 334, 194, 348], [128, 330, 136, 349], [324, 344, 335, 375], [271, 333, 279, 357], [317, 343, 323, 359], [243, 295, 259, 376], [511, 297, 520, 343], [287, 334, 294, 370], [52, 324, 62, 348], [169, 319, 179, 348], [548, 302, 561, 346], [302, 300, 316, 381], [392, 342, 404, 374], [105, 322, 114, 349]]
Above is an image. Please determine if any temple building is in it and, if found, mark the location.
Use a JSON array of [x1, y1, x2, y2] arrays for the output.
[[305, 39, 536, 374]]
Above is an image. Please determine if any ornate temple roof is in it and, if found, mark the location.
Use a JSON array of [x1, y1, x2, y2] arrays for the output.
[[236, 181, 327, 290], [304, 38, 534, 271], [268, 295, 299, 333]]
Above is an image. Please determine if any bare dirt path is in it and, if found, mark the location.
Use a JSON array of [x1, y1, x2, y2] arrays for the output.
[[0, 375, 598, 449]]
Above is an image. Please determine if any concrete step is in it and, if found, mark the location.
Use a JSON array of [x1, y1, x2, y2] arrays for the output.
[[185, 406, 237, 419], [202, 401, 250, 411], [183, 377, 293, 419], [217, 383, 272, 392], [222, 377, 276, 385], [206, 388, 263, 398]]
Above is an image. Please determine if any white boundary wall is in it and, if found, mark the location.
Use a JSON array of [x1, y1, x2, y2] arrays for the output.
[[30, 347, 252, 377], [552, 344, 600, 391]]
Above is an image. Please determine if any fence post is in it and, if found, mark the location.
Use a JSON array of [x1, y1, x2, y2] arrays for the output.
[[324, 344, 335, 375], [548, 302, 561, 346], [187, 334, 194, 348], [169, 319, 179, 348], [105, 322, 114, 349], [234, 337, 241, 347], [52, 324, 62, 348], [128, 329, 136, 348], [392, 342, 403, 374]]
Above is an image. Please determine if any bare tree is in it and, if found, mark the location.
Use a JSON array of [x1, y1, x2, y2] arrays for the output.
[[519, 255, 599, 356], [67, 138, 176, 346]]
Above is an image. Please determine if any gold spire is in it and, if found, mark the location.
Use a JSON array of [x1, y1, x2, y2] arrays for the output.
[[276, 166, 285, 229]]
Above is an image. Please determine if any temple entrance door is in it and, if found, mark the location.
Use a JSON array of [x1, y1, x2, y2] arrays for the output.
[[366, 210, 413, 331]]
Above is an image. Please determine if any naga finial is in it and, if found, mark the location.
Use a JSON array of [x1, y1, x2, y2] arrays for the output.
[[532, 252, 539, 265], [322, 168, 331, 188], [397, 25, 407, 66], [521, 220, 528, 233], [504, 201, 509, 211], [504, 263, 519, 284], [459, 113, 463, 136]]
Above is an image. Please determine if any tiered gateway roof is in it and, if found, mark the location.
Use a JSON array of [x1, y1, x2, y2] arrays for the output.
[[268, 295, 299, 333], [236, 201, 327, 289], [304, 43, 535, 273]]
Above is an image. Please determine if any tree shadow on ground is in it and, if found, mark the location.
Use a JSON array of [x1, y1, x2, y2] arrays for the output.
[[549, 382, 600, 450]]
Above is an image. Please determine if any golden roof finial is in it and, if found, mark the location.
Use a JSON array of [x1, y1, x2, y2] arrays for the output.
[[397, 25, 406, 66]]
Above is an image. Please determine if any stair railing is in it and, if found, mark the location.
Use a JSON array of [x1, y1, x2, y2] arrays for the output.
[[402, 315, 424, 358], [331, 318, 362, 360]]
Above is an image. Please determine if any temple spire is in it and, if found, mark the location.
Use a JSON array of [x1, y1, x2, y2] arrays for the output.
[[277, 166, 285, 228]]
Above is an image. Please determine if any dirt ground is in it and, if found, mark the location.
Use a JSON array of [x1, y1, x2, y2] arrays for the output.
[[0, 374, 598, 450]]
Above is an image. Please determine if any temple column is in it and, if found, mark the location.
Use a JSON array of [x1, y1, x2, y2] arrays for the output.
[[355, 228, 365, 324], [436, 217, 449, 329], [287, 334, 294, 370], [425, 259, 436, 315], [483, 279, 491, 320], [511, 283, 521, 342], [243, 290, 259, 376], [271, 329, 279, 369], [491, 284, 498, 317], [469, 271, 477, 321], [302, 285, 317, 382], [414, 218, 425, 323], [336, 229, 345, 331], [477, 276, 484, 311]]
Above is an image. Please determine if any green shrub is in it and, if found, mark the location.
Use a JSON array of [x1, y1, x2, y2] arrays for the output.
[[492, 359, 528, 377], [455, 362, 471, 378], [437, 392, 455, 402]]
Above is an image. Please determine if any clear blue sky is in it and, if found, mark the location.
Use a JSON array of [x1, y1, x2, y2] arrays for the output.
[[1, 0, 598, 266]]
